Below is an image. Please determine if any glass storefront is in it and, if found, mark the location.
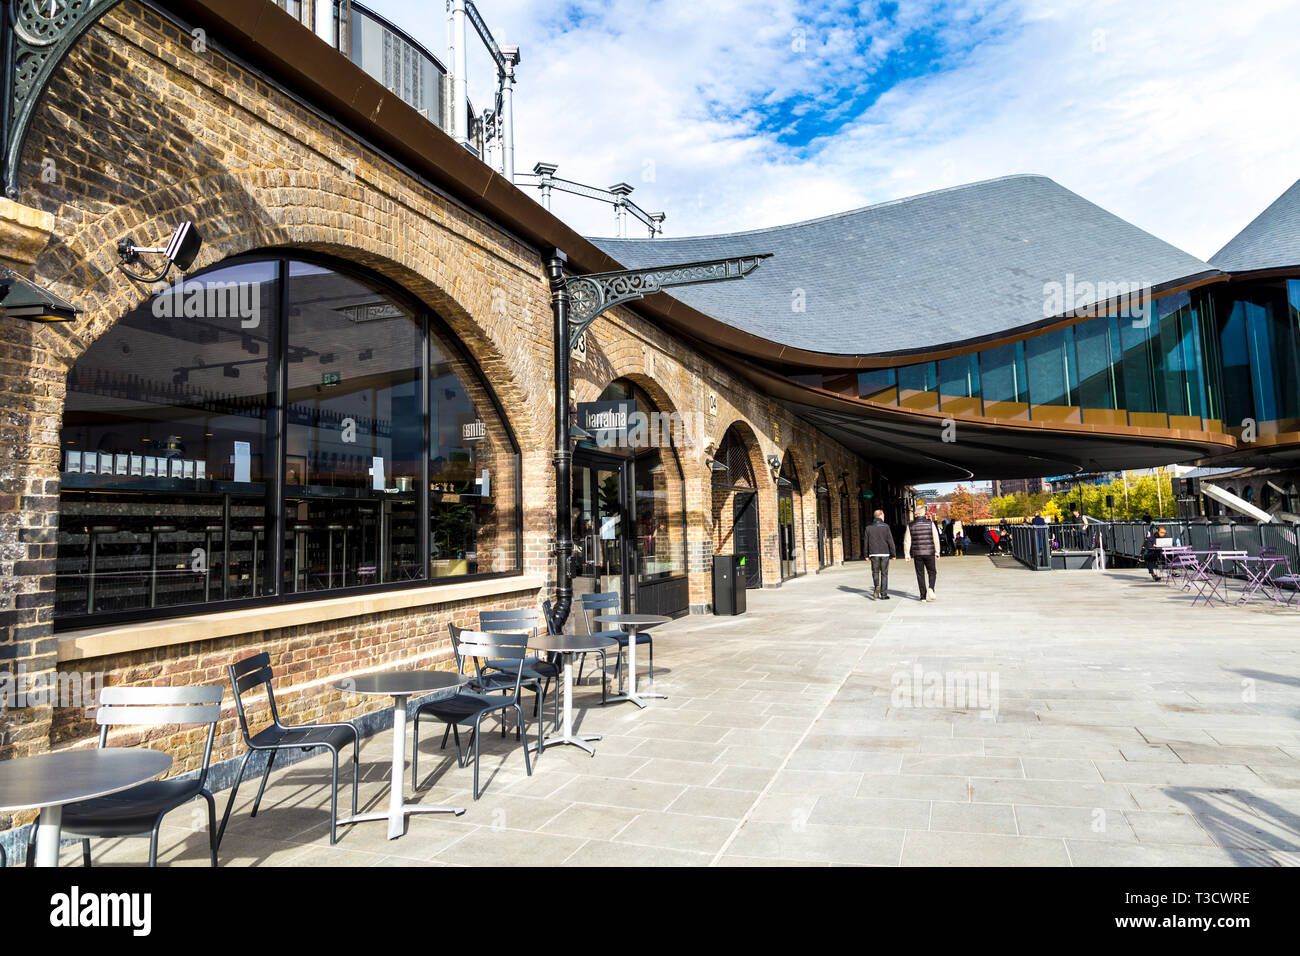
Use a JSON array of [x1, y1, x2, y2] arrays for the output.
[[777, 453, 803, 580], [794, 278, 1300, 438], [56, 255, 520, 626], [570, 379, 688, 619]]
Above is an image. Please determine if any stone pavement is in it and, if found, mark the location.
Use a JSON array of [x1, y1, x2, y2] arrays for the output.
[[55, 557, 1300, 866]]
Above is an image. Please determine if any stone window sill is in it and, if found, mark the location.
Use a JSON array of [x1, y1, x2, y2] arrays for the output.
[[56, 574, 546, 663]]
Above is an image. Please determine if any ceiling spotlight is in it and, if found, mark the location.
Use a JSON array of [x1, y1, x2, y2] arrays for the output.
[[116, 221, 203, 283], [222, 365, 239, 378], [0, 269, 81, 323], [358, 348, 373, 361]]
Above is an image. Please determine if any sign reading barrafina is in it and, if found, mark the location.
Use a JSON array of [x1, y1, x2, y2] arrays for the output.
[[578, 399, 636, 446]]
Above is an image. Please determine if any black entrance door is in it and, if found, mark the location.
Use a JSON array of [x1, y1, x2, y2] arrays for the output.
[[571, 450, 629, 629], [733, 492, 761, 588]]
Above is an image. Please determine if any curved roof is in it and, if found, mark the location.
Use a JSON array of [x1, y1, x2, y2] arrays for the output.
[[1211, 177, 1300, 273], [591, 175, 1216, 358]]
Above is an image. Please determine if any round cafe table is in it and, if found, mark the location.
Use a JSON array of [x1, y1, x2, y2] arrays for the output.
[[528, 634, 618, 754], [0, 748, 173, 867], [335, 671, 466, 839], [593, 613, 671, 709]]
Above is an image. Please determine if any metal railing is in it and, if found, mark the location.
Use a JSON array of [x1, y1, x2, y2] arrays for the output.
[[1007, 523, 1104, 570], [1006, 518, 1300, 575]]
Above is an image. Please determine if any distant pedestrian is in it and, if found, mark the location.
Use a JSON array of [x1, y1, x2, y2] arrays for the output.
[[903, 503, 941, 601], [864, 509, 896, 600], [1143, 525, 1168, 581]]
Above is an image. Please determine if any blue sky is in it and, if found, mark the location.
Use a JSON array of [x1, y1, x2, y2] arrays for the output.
[[365, 0, 1300, 259]]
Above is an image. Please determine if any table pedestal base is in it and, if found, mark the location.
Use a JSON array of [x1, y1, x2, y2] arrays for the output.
[[339, 694, 465, 840], [35, 805, 62, 867], [530, 653, 602, 754], [338, 804, 465, 840], [608, 630, 666, 710]]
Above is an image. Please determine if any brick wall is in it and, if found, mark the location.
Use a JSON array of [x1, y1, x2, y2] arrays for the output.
[[0, 0, 879, 840]]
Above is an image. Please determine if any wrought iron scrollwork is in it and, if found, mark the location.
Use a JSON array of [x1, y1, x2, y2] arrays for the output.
[[4, 0, 122, 196], [565, 254, 771, 350]]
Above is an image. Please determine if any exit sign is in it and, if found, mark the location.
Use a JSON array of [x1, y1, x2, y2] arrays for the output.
[[322, 372, 341, 387]]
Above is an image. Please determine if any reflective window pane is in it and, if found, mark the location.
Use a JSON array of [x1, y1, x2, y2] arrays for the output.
[[57, 263, 278, 617], [937, 354, 981, 415], [897, 362, 938, 411], [978, 342, 1029, 419], [430, 334, 519, 578], [284, 262, 422, 591]]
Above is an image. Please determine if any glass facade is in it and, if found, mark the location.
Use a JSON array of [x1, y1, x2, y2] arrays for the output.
[[56, 255, 520, 626], [347, 3, 444, 124], [797, 279, 1300, 438]]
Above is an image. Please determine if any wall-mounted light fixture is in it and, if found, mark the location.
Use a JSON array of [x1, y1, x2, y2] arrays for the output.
[[0, 269, 81, 322], [116, 221, 203, 283], [706, 458, 728, 473], [766, 454, 781, 480]]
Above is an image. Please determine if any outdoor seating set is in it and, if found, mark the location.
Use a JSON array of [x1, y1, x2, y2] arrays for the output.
[[0, 592, 668, 867], [1155, 544, 1300, 607]]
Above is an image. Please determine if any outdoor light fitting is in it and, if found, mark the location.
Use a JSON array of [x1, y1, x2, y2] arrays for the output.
[[766, 454, 781, 479], [0, 269, 81, 323], [116, 220, 203, 284], [707, 458, 728, 472]]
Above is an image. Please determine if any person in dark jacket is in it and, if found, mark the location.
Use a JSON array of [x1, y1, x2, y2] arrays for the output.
[[1143, 525, 1168, 580], [903, 503, 941, 601], [863, 509, 896, 600]]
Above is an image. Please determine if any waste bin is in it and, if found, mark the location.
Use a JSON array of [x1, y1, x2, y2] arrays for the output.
[[713, 554, 746, 615]]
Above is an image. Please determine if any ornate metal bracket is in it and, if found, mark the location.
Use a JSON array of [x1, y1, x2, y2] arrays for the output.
[[3, 0, 124, 198], [565, 253, 772, 350]]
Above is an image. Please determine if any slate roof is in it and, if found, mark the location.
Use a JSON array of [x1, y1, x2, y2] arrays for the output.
[[1211, 177, 1300, 273], [590, 175, 1216, 358]]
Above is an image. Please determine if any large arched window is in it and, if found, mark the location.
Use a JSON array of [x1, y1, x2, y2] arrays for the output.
[[56, 255, 520, 626]]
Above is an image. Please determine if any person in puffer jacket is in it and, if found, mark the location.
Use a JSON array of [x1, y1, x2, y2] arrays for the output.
[[902, 503, 941, 601], [863, 509, 897, 600]]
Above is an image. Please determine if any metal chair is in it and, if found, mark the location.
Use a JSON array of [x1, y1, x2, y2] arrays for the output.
[[580, 591, 651, 697], [1262, 548, 1300, 606], [412, 630, 534, 799], [479, 608, 560, 731], [217, 652, 359, 847], [414, 622, 541, 787], [51, 685, 223, 867]]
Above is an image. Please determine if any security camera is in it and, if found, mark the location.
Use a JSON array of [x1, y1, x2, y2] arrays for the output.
[[117, 221, 203, 283]]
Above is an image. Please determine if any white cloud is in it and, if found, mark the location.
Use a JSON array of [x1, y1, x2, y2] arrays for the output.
[[365, 0, 1300, 258]]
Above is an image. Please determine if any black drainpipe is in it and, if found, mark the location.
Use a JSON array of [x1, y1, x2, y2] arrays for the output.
[[546, 250, 573, 634]]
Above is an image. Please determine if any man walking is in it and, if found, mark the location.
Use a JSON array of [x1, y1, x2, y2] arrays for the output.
[[903, 502, 941, 601], [864, 509, 896, 600]]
